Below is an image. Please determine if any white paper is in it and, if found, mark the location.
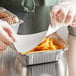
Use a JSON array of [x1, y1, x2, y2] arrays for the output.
[[14, 31, 47, 53], [46, 25, 61, 36], [14, 25, 61, 53]]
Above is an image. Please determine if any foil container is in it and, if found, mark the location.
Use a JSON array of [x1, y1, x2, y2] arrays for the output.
[[0, 7, 23, 33], [16, 33, 68, 66]]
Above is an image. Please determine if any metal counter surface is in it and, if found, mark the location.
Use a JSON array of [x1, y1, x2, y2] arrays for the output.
[[0, 47, 67, 76]]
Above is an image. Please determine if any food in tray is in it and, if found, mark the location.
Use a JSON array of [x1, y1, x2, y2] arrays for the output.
[[0, 12, 14, 25], [0, 7, 19, 25], [0, 12, 9, 18], [21, 37, 64, 55]]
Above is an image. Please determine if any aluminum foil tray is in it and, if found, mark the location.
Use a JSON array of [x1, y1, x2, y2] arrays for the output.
[[17, 33, 68, 65], [0, 7, 23, 33]]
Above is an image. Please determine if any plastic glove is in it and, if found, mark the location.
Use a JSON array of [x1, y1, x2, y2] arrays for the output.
[[0, 20, 16, 53], [50, 2, 76, 27]]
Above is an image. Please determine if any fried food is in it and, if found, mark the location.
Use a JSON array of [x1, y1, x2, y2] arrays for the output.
[[21, 37, 64, 55], [0, 12, 14, 25]]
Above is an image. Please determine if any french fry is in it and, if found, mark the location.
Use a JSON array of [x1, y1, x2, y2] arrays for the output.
[[21, 37, 65, 55]]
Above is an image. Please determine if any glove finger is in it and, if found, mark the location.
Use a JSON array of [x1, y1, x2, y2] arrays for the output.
[[64, 10, 75, 25], [0, 26, 13, 45], [3, 26, 16, 42], [72, 15, 76, 25], [56, 6, 70, 23], [50, 11, 56, 26], [0, 20, 16, 42]]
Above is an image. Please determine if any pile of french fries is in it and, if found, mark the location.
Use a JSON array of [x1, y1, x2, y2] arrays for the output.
[[22, 37, 64, 55]]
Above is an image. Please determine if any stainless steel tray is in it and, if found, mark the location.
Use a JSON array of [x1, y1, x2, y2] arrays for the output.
[[0, 48, 67, 76], [16, 33, 68, 65], [0, 35, 68, 76]]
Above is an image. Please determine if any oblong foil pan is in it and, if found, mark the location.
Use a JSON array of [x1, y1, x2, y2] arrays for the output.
[[16, 33, 68, 66], [0, 7, 23, 33]]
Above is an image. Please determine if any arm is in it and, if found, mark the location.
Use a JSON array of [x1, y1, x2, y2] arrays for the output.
[[62, 0, 76, 76], [50, 1, 76, 76], [66, 26, 76, 76]]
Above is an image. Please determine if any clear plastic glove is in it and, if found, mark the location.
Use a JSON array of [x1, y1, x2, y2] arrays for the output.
[[0, 20, 16, 53], [50, 2, 76, 27]]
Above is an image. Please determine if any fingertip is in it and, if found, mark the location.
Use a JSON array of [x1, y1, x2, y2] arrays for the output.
[[3, 26, 16, 42], [64, 10, 74, 24], [10, 33, 16, 42], [56, 9, 65, 23], [12, 37, 16, 42], [72, 15, 76, 24]]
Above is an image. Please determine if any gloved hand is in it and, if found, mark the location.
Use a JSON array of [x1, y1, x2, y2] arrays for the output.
[[0, 20, 16, 53], [50, 2, 76, 27]]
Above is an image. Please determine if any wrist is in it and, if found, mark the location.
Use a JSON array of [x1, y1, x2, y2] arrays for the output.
[[68, 26, 76, 36]]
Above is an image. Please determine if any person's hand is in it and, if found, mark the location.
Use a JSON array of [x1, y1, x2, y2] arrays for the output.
[[50, 2, 76, 27], [0, 20, 16, 53]]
